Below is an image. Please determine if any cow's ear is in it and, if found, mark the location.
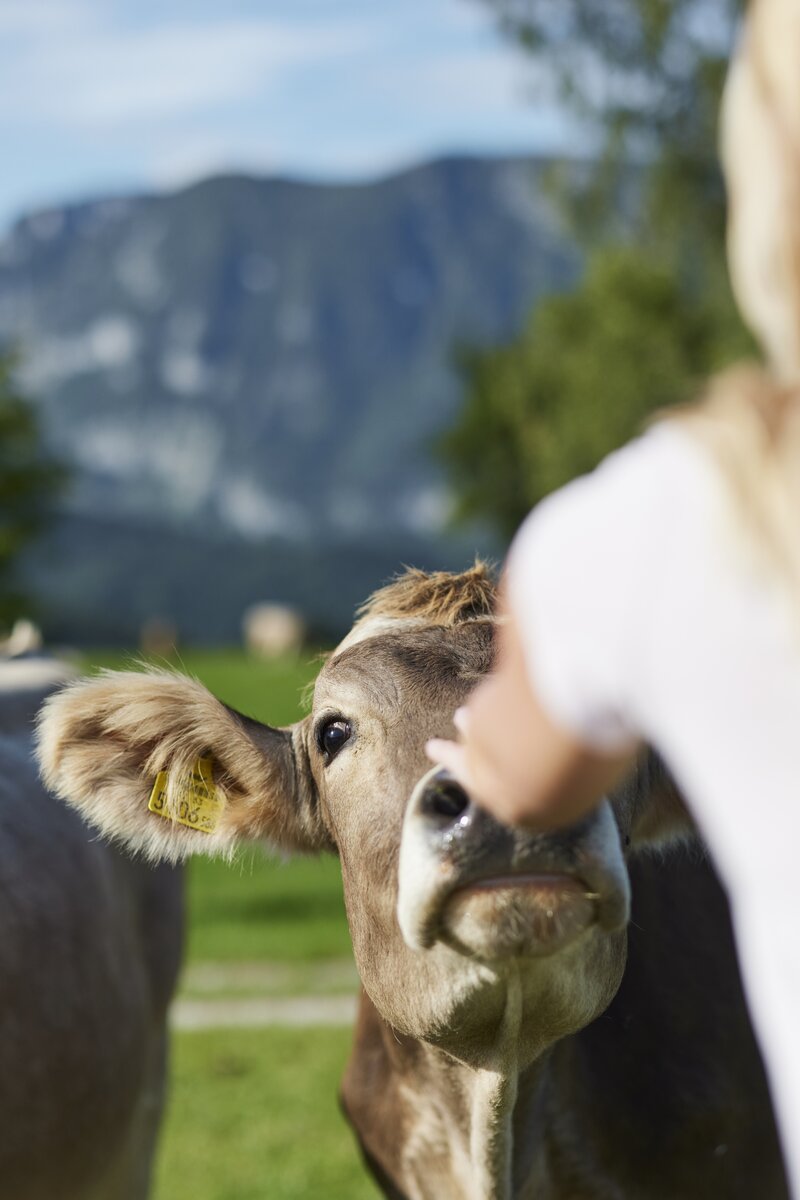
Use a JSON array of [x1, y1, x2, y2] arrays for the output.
[[36, 669, 330, 862], [626, 750, 696, 852]]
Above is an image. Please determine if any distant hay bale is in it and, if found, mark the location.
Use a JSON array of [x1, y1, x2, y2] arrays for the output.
[[1, 619, 43, 658], [242, 604, 305, 659]]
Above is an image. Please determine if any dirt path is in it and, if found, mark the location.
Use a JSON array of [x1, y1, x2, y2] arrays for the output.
[[171, 993, 358, 1029], [171, 958, 360, 1029], [181, 959, 359, 993]]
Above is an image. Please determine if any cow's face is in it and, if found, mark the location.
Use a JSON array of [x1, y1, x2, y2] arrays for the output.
[[37, 570, 689, 1071], [306, 618, 631, 1066]]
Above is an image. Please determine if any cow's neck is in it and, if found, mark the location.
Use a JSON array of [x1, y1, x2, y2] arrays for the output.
[[463, 967, 523, 1199], [344, 971, 536, 1200], [462, 1053, 520, 1199]]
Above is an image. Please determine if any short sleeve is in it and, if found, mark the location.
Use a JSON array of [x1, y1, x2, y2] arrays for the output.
[[505, 431, 683, 755]]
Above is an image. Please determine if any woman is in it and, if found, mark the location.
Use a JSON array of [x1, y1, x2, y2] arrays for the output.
[[428, 0, 800, 1194]]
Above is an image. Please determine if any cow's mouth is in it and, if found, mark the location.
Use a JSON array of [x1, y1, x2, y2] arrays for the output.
[[397, 770, 631, 958], [438, 871, 600, 960]]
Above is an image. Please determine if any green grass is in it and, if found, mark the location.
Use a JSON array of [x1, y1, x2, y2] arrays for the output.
[[81, 647, 321, 726], [153, 1027, 379, 1200], [185, 853, 352, 963], [80, 648, 353, 965]]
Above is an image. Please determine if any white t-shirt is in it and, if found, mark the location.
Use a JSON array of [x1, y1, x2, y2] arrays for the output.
[[507, 422, 800, 1197]]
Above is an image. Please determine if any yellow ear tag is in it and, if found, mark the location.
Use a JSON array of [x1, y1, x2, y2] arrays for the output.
[[148, 757, 224, 834]]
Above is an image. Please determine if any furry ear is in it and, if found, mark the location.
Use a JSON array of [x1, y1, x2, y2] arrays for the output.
[[625, 750, 696, 852], [36, 669, 328, 862]]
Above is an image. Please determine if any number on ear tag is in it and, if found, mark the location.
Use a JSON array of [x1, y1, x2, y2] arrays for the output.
[[148, 757, 223, 834]]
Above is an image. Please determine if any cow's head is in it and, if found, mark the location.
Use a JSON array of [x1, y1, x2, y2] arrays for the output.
[[37, 566, 689, 1070]]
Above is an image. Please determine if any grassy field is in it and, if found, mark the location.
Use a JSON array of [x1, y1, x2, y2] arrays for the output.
[[82, 647, 321, 725], [185, 853, 352, 962], [153, 1027, 378, 1200], [81, 648, 373, 1199]]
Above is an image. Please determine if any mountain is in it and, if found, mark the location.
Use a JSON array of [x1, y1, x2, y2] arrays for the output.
[[0, 155, 581, 642]]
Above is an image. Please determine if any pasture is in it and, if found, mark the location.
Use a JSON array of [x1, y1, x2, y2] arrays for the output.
[[82, 648, 376, 1200], [155, 1028, 376, 1200]]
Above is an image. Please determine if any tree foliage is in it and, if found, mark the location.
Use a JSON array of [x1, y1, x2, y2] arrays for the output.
[[445, 247, 747, 537], [0, 353, 64, 627], [446, 0, 750, 538], [492, 0, 744, 249]]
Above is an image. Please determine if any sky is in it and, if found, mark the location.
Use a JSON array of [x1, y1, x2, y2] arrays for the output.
[[0, 0, 579, 234]]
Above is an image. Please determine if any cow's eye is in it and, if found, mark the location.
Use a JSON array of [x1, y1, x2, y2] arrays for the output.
[[317, 718, 352, 762]]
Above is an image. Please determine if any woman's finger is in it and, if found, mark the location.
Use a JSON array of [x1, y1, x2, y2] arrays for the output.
[[425, 737, 470, 786]]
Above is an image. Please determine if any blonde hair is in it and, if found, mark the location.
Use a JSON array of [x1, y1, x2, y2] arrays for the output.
[[675, 0, 800, 601]]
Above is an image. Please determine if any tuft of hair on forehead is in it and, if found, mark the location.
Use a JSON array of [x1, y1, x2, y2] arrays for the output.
[[355, 561, 497, 628]]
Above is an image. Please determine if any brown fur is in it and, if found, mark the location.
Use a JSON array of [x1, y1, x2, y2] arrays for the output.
[[356, 562, 497, 629]]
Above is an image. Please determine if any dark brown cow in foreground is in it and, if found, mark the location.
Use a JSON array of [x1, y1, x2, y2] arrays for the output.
[[0, 656, 184, 1200], [37, 567, 788, 1199]]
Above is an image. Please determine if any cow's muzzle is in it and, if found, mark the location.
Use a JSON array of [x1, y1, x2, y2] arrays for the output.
[[397, 766, 630, 959]]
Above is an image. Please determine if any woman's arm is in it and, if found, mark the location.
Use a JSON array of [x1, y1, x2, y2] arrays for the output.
[[426, 591, 637, 830]]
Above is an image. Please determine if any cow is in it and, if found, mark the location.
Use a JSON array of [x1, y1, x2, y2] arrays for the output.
[[0, 654, 184, 1200], [36, 565, 788, 1199]]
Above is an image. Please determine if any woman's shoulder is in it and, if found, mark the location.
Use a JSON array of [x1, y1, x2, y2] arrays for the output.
[[509, 420, 719, 590]]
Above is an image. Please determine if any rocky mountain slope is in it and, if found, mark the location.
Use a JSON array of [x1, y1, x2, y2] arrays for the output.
[[0, 155, 580, 641]]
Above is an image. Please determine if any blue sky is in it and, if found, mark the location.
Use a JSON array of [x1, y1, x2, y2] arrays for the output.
[[0, 0, 578, 233]]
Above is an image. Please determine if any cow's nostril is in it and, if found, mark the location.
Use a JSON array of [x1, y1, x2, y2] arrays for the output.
[[421, 780, 470, 823]]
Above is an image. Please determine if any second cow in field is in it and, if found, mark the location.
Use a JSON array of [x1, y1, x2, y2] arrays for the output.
[[1, 656, 184, 1200], [37, 565, 788, 1200]]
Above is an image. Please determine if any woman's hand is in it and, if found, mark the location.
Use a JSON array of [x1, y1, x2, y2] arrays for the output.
[[425, 594, 636, 831]]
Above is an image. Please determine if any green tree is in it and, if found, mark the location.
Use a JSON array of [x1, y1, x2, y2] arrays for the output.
[[445, 0, 750, 537], [446, 248, 748, 536], [490, 0, 743, 249], [0, 352, 64, 628]]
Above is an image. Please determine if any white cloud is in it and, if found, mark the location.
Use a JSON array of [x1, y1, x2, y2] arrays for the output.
[[0, 0, 90, 37], [3, 14, 371, 130], [145, 131, 277, 190], [434, 0, 511, 38], [394, 47, 534, 116], [0, 0, 576, 229], [362, 43, 577, 153]]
